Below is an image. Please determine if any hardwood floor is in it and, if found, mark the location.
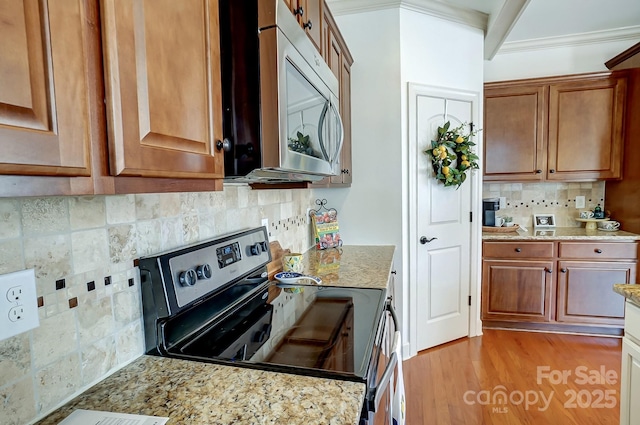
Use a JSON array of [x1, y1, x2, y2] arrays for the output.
[[403, 329, 622, 424]]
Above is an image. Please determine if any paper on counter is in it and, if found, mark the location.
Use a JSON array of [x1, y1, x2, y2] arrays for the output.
[[58, 409, 169, 425]]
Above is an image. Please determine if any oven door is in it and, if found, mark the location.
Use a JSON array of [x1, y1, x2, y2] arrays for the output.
[[363, 301, 400, 424]]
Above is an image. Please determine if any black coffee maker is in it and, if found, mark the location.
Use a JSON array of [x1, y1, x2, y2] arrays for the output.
[[483, 198, 500, 226]]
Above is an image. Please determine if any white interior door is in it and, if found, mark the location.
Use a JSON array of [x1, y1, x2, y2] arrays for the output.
[[410, 87, 475, 351]]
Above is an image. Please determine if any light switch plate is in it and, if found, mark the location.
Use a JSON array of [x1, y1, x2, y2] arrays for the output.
[[499, 197, 506, 209], [0, 269, 39, 342], [575, 196, 586, 209]]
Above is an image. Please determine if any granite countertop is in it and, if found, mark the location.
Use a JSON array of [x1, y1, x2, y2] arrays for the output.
[[35, 356, 366, 425], [483, 227, 640, 241], [613, 284, 640, 307], [301, 245, 396, 289]]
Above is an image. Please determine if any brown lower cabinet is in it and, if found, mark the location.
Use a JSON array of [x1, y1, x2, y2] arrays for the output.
[[482, 260, 554, 322], [482, 240, 638, 333]]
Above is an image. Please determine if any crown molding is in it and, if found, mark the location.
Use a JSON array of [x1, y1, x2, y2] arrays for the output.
[[325, 0, 487, 30], [497, 26, 640, 55]]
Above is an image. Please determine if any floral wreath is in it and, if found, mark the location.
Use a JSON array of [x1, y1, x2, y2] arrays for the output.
[[424, 121, 480, 188]]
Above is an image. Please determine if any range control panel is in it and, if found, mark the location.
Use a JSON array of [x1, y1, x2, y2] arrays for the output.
[[167, 227, 270, 308]]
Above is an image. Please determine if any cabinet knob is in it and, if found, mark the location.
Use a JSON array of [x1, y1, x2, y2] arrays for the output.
[[535, 169, 542, 174], [561, 268, 567, 273], [303, 20, 313, 30], [515, 248, 522, 252], [294, 6, 304, 16], [595, 248, 603, 254], [545, 268, 553, 274], [216, 138, 232, 152], [549, 169, 556, 173]]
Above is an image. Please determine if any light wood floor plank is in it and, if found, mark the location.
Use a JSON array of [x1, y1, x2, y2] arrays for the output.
[[404, 329, 621, 424]]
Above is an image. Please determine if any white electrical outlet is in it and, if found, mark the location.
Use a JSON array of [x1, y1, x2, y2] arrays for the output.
[[0, 269, 39, 342], [6, 286, 23, 302], [575, 196, 586, 209], [499, 197, 506, 209], [261, 218, 269, 229]]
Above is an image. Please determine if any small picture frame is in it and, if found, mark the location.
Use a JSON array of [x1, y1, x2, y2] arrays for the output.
[[533, 214, 556, 228]]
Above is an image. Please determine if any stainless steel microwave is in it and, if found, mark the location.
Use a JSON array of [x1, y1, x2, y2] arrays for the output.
[[220, 0, 343, 182]]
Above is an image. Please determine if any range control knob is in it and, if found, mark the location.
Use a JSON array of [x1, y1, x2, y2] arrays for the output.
[[250, 243, 263, 256], [196, 264, 212, 280], [179, 269, 197, 286]]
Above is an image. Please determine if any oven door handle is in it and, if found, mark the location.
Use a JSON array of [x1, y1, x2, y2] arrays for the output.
[[373, 329, 400, 409], [387, 300, 399, 332]]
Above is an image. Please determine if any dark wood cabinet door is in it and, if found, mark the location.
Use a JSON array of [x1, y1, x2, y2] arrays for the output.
[[483, 85, 547, 181], [101, 0, 224, 179], [482, 260, 554, 322], [556, 261, 636, 325], [548, 76, 626, 180], [0, 0, 92, 178]]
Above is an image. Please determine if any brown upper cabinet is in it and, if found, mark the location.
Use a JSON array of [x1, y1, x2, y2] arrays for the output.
[[100, 0, 225, 180], [0, 0, 95, 195], [0, 0, 229, 197], [484, 72, 626, 182]]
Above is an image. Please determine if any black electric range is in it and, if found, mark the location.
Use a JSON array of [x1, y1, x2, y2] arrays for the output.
[[138, 227, 398, 423]]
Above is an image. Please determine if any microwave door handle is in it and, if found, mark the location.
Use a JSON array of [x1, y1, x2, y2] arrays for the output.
[[317, 101, 331, 161], [330, 101, 344, 165], [372, 330, 401, 410]]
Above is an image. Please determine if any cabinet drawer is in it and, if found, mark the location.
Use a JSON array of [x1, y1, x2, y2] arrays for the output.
[[626, 301, 640, 341], [483, 242, 555, 259], [559, 242, 638, 260]]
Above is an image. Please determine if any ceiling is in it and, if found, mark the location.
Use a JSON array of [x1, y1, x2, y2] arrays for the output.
[[435, 0, 640, 59], [326, 0, 640, 60]]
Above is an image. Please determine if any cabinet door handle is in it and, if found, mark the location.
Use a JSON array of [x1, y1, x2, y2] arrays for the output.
[[535, 169, 542, 174], [595, 248, 603, 254], [545, 268, 553, 273], [515, 248, 522, 252], [561, 268, 567, 273], [294, 6, 304, 16], [549, 169, 555, 173], [303, 20, 313, 30]]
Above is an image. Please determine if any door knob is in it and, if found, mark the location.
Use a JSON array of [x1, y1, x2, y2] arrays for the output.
[[420, 236, 437, 244]]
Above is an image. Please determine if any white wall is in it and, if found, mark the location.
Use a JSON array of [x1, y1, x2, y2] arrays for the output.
[[316, 6, 485, 356], [313, 9, 403, 265], [484, 38, 639, 81]]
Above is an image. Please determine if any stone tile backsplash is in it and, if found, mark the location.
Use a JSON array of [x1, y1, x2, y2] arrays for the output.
[[483, 181, 606, 228], [0, 185, 314, 424]]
